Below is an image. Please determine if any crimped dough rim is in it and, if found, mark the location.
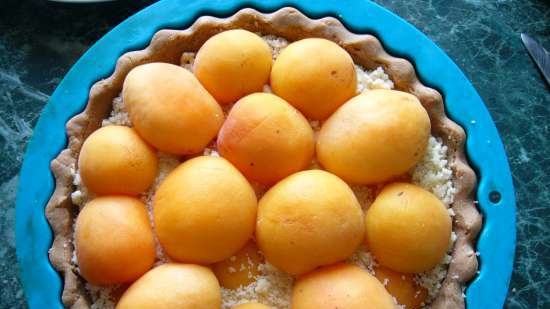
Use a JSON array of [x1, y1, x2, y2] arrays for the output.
[[45, 7, 482, 309]]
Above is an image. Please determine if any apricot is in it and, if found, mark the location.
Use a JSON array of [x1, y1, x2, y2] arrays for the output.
[[212, 241, 263, 289], [217, 93, 314, 184], [75, 196, 155, 285], [365, 183, 451, 273], [194, 29, 272, 104], [256, 170, 364, 275], [292, 263, 395, 309], [123, 62, 224, 154], [154, 156, 257, 264], [232, 303, 272, 309], [270, 38, 356, 120], [317, 89, 430, 184], [78, 125, 157, 196], [116, 264, 220, 309], [374, 265, 428, 309]]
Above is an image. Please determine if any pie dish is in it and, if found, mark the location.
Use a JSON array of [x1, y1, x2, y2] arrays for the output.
[[14, 3, 516, 306], [44, 7, 481, 309]]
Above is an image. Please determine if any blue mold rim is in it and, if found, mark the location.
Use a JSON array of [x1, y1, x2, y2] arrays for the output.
[[15, 0, 516, 308]]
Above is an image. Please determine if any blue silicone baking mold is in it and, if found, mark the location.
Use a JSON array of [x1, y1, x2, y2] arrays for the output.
[[15, 0, 516, 308]]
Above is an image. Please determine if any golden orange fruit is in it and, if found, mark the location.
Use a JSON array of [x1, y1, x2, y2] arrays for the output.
[[194, 29, 272, 104], [78, 125, 158, 196], [374, 265, 428, 309], [154, 156, 257, 264], [116, 264, 221, 309], [75, 196, 155, 285], [212, 241, 263, 289], [365, 182, 451, 273], [123, 62, 224, 154], [217, 93, 314, 184], [292, 263, 395, 309], [270, 38, 356, 120], [317, 89, 431, 184], [256, 170, 364, 275]]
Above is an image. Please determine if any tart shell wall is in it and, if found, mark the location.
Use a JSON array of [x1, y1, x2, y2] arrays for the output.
[[45, 7, 481, 309]]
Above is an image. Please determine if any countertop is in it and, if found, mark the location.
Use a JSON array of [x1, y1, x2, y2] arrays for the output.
[[0, 0, 548, 308]]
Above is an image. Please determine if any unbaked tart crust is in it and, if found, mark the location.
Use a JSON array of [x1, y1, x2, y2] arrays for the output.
[[45, 7, 482, 309]]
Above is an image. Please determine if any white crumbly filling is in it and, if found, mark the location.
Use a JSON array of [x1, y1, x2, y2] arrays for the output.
[[87, 284, 119, 309], [143, 152, 180, 264], [221, 263, 293, 309], [70, 35, 457, 309], [348, 244, 378, 273], [262, 35, 289, 59], [355, 65, 394, 92], [413, 137, 457, 207], [101, 95, 131, 127]]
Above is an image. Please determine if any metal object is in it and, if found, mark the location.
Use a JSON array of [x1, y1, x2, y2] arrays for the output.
[[521, 33, 550, 85]]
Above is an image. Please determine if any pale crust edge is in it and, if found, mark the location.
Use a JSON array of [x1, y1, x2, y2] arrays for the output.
[[45, 7, 482, 309]]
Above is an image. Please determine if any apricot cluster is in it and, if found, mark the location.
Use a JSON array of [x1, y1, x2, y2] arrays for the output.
[[74, 28, 450, 309]]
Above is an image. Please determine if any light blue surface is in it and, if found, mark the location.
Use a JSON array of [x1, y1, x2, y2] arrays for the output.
[[15, 0, 516, 308]]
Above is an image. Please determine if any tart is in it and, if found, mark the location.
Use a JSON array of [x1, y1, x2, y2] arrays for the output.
[[45, 7, 481, 309]]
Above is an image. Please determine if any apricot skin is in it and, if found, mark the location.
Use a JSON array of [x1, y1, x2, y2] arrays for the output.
[[365, 182, 452, 273], [212, 240, 263, 289], [270, 38, 357, 120], [292, 263, 395, 309], [256, 170, 364, 275], [217, 93, 314, 185], [116, 264, 221, 309], [78, 125, 158, 196], [154, 156, 257, 264], [123, 62, 224, 154], [75, 196, 155, 285], [317, 89, 431, 185], [194, 29, 272, 104], [374, 265, 428, 309]]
